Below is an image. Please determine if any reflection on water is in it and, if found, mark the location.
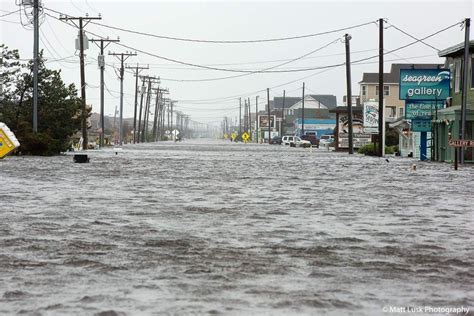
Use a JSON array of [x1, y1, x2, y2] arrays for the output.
[[0, 140, 473, 315]]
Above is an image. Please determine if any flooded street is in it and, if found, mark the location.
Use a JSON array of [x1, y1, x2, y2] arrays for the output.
[[0, 139, 473, 315]]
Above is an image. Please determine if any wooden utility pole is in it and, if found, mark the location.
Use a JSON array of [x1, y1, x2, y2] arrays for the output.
[[125, 63, 149, 143], [239, 97, 242, 135], [281, 90, 286, 137], [345, 34, 354, 154], [255, 96, 259, 143], [460, 18, 470, 164], [109, 51, 137, 145], [301, 82, 305, 136], [267, 88, 271, 144], [137, 77, 146, 143], [60, 14, 102, 149], [378, 18, 384, 157], [90, 37, 120, 147], [32, 0, 39, 133]]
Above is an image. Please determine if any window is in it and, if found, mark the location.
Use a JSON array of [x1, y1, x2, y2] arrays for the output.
[[361, 85, 367, 96], [399, 107, 404, 117], [471, 56, 474, 89], [455, 59, 461, 93], [375, 85, 390, 96]]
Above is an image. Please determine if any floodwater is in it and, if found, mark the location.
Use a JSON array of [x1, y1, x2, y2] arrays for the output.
[[0, 139, 473, 315]]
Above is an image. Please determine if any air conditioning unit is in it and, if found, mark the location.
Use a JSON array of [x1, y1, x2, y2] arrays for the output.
[[22, 0, 34, 6]]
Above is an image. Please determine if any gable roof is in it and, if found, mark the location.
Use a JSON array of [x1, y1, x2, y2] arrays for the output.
[[359, 63, 444, 84], [438, 40, 474, 57], [273, 94, 337, 110]]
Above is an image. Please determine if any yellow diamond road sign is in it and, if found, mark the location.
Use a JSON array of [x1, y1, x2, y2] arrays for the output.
[[231, 132, 237, 141], [242, 132, 250, 142], [0, 123, 20, 159]]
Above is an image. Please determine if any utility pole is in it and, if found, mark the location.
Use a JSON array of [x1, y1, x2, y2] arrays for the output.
[[32, 0, 39, 133], [239, 97, 242, 135], [90, 37, 120, 148], [460, 18, 470, 164], [378, 18, 384, 157], [248, 97, 251, 135], [60, 14, 102, 149], [109, 51, 137, 145], [301, 82, 305, 136], [255, 96, 259, 143], [267, 88, 271, 144], [281, 90, 286, 137], [125, 63, 148, 143], [345, 34, 354, 154], [151, 88, 160, 142], [137, 77, 146, 143]]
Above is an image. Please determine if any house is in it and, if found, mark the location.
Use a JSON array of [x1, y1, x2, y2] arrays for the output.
[[359, 63, 443, 121], [282, 94, 337, 135], [360, 63, 445, 158], [433, 40, 474, 163]]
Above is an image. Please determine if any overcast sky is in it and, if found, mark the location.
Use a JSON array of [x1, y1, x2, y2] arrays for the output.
[[1, 0, 472, 125]]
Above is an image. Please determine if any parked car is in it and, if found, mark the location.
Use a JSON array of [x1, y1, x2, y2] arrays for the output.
[[269, 136, 282, 145], [281, 135, 295, 146], [300, 135, 319, 148], [290, 136, 311, 148], [320, 134, 335, 147]]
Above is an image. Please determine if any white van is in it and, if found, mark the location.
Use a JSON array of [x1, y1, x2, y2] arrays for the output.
[[281, 136, 295, 145]]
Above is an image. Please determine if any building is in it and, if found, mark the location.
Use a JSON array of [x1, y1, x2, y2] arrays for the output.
[[282, 94, 337, 135], [433, 40, 474, 163], [359, 63, 443, 122]]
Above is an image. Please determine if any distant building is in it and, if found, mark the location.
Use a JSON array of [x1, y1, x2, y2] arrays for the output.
[[359, 63, 443, 122], [433, 40, 474, 163]]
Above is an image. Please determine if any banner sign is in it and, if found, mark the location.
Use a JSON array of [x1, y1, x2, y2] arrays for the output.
[[411, 119, 432, 132], [448, 139, 474, 147], [405, 101, 444, 119], [258, 115, 275, 129], [363, 101, 379, 134], [399, 69, 450, 100]]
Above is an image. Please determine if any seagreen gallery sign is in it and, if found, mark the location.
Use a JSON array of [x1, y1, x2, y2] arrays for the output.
[[399, 69, 450, 100]]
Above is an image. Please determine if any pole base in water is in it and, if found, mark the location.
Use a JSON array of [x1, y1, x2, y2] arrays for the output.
[[73, 154, 89, 163]]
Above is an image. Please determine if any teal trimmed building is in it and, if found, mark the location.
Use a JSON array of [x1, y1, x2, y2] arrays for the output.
[[433, 41, 474, 163]]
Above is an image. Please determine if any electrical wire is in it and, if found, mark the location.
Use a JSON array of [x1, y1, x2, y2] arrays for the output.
[[43, 6, 376, 44], [0, 9, 20, 18], [385, 22, 440, 51]]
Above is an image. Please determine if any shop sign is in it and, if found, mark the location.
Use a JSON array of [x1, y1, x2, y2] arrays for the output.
[[405, 101, 444, 119], [399, 69, 450, 100]]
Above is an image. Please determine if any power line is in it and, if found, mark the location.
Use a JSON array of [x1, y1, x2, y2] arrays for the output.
[[0, 9, 20, 18], [66, 12, 376, 44], [386, 21, 440, 51]]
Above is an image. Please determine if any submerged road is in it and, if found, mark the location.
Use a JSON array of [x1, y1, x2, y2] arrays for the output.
[[0, 139, 473, 315]]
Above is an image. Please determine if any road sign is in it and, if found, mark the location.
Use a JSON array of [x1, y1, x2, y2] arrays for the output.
[[231, 132, 237, 141], [411, 119, 431, 132], [0, 123, 20, 159], [223, 133, 229, 139], [241, 132, 250, 143], [448, 139, 474, 147], [172, 129, 180, 136]]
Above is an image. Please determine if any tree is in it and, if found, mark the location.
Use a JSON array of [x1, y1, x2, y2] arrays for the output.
[[0, 45, 84, 155]]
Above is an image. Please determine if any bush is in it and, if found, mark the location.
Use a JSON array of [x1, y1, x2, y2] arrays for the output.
[[358, 143, 397, 156], [358, 143, 376, 156]]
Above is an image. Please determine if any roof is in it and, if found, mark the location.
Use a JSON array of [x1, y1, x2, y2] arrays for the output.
[[359, 63, 444, 84], [294, 119, 336, 124], [273, 94, 337, 109], [438, 40, 474, 57]]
